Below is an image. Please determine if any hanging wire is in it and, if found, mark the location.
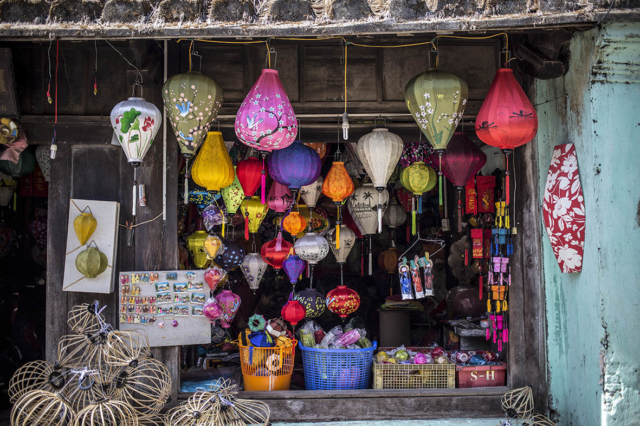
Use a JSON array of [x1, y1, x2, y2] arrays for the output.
[[105, 40, 144, 86], [94, 40, 98, 95], [46, 41, 53, 104]]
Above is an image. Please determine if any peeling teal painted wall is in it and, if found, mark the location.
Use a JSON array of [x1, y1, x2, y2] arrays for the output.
[[535, 23, 640, 425]]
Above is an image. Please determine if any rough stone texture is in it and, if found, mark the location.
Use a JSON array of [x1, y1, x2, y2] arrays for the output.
[[49, 0, 105, 22], [209, 0, 254, 22], [262, 0, 314, 21], [0, 0, 49, 23], [157, 0, 201, 22], [329, 0, 372, 20], [101, 0, 153, 22], [387, 0, 426, 20]]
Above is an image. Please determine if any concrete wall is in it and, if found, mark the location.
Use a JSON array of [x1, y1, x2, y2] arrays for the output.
[[535, 23, 640, 425]]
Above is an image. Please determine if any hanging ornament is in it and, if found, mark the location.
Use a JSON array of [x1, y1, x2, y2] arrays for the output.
[[221, 166, 244, 216], [186, 230, 209, 269], [295, 206, 330, 237], [475, 68, 538, 206], [110, 96, 162, 167], [282, 211, 307, 237], [248, 314, 267, 332], [0, 149, 35, 177], [326, 285, 360, 318], [240, 196, 268, 241], [295, 288, 325, 318], [236, 157, 263, 199], [191, 131, 234, 194], [300, 176, 323, 210], [281, 295, 306, 327], [75, 243, 108, 279], [303, 142, 327, 161], [348, 183, 389, 275], [203, 234, 224, 259], [294, 233, 329, 266], [202, 204, 225, 234], [399, 162, 437, 236], [241, 253, 268, 291], [214, 290, 241, 328], [322, 161, 354, 248], [214, 239, 245, 271], [282, 253, 306, 284], [440, 132, 487, 232], [203, 298, 224, 323], [266, 181, 292, 214], [356, 128, 403, 232], [35, 145, 50, 182], [162, 71, 223, 158], [267, 141, 321, 197], [405, 68, 468, 207], [327, 225, 355, 265], [261, 238, 293, 270], [74, 208, 97, 246], [204, 266, 227, 291]]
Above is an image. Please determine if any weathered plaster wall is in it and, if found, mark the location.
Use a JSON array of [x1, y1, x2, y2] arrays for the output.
[[272, 420, 502, 425], [535, 23, 640, 425]]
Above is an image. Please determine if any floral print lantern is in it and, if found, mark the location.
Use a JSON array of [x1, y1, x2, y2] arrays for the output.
[[215, 290, 241, 328], [214, 239, 245, 271], [240, 196, 268, 241], [295, 288, 325, 318], [294, 233, 329, 266], [326, 286, 360, 318], [111, 97, 161, 167], [162, 71, 223, 158], [241, 252, 268, 291]]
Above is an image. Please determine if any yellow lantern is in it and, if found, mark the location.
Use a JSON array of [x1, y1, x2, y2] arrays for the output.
[[74, 208, 97, 246], [187, 230, 209, 269], [204, 235, 224, 259], [191, 132, 234, 193], [399, 162, 437, 235], [240, 196, 268, 241]]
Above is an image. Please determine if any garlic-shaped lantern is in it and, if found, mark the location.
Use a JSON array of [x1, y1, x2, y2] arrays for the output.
[[74, 208, 97, 246], [327, 225, 355, 265], [300, 176, 323, 210], [111, 97, 162, 167], [75, 244, 108, 278], [241, 253, 268, 291]]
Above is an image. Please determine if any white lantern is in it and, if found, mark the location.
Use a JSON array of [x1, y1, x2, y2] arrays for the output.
[[35, 145, 50, 182], [356, 128, 403, 232], [300, 176, 323, 210], [328, 225, 355, 265], [294, 233, 329, 265], [384, 198, 407, 229], [241, 253, 268, 292], [110, 97, 162, 167]]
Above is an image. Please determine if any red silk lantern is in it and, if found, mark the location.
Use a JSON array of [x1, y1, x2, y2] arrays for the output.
[[440, 133, 487, 232], [326, 285, 360, 318], [475, 68, 538, 205], [236, 157, 263, 199], [261, 238, 293, 270], [322, 161, 354, 249], [282, 295, 306, 326]]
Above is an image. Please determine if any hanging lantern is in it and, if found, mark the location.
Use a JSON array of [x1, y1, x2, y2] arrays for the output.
[[327, 225, 355, 265], [378, 248, 399, 275], [203, 234, 224, 259], [282, 254, 306, 284], [475, 68, 538, 205], [294, 233, 329, 266], [322, 161, 354, 249], [356, 129, 403, 232], [326, 286, 360, 318], [241, 253, 268, 291], [236, 157, 263, 199], [267, 141, 321, 195], [400, 162, 437, 235], [266, 182, 292, 214], [191, 132, 234, 193], [396, 188, 413, 243], [384, 198, 407, 229], [405, 68, 468, 206], [300, 176, 323, 210], [203, 298, 224, 323], [221, 166, 244, 216], [214, 239, 245, 271], [214, 290, 241, 328], [188, 189, 220, 210], [235, 69, 297, 152], [240, 196, 268, 241], [162, 71, 223, 158], [0, 149, 35, 177], [74, 209, 97, 246], [303, 142, 327, 161], [440, 133, 487, 232], [294, 206, 330, 238], [202, 204, 225, 234], [204, 266, 228, 291], [282, 211, 307, 237], [75, 244, 108, 279], [110, 96, 162, 167], [295, 288, 325, 318], [261, 238, 293, 270], [186, 230, 209, 269], [35, 145, 50, 182], [281, 296, 306, 327], [400, 141, 436, 168]]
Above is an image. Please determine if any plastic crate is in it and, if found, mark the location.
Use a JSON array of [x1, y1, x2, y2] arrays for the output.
[[456, 363, 507, 388], [373, 346, 455, 390], [238, 340, 297, 391], [299, 341, 377, 390]]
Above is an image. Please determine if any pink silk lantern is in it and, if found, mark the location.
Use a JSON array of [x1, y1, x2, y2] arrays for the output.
[[215, 289, 241, 329], [267, 181, 293, 214], [203, 298, 224, 323]]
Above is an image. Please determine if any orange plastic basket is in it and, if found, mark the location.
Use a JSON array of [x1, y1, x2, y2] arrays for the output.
[[238, 340, 297, 391]]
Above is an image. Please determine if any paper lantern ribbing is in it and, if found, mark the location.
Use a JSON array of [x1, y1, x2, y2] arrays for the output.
[[282, 254, 306, 284], [326, 285, 361, 318], [283, 211, 307, 237], [294, 233, 329, 265], [267, 181, 292, 213], [67, 303, 105, 335], [240, 196, 268, 241], [281, 297, 306, 326], [74, 210, 97, 246], [356, 129, 403, 232], [75, 245, 108, 278], [236, 157, 263, 199], [215, 289, 241, 328], [261, 238, 293, 270], [300, 176, 323, 209], [328, 225, 356, 265], [241, 252, 268, 291], [235, 69, 297, 152], [162, 71, 224, 158], [73, 399, 138, 426], [186, 230, 209, 269], [110, 96, 162, 167], [191, 132, 234, 193], [295, 288, 325, 318], [8, 361, 61, 404], [400, 162, 437, 235], [267, 141, 321, 193], [214, 239, 245, 271], [221, 166, 244, 216]]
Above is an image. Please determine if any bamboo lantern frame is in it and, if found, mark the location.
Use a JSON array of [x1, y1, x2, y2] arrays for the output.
[[57, 333, 108, 369], [103, 329, 152, 367], [63, 366, 118, 413], [524, 414, 557, 426], [10, 390, 75, 426], [8, 360, 65, 403], [165, 391, 218, 425], [68, 302, 106, 335], [73, 398, 139, 426], [138, 414, 165, 426], [501, 386, 535, 419]]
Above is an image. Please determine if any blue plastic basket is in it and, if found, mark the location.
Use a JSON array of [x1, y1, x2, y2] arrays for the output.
[[299, 341, 377, 390]]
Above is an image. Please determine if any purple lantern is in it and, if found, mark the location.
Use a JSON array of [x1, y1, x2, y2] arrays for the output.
[[215, 289, 241, 328], [283, 254, 306, 284], [267, 141, 321, 195], [267, 181, 293, 214], [235, 69, 297, 153]]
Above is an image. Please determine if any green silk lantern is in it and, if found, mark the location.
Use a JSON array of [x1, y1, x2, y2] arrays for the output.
[[0, 149, 36, 177], [221, 166, 244, 234], [162, 71, 224, 158], [75, 244, 108, 278], [405, 69, 468, 205], [400, 162, 436, 235]]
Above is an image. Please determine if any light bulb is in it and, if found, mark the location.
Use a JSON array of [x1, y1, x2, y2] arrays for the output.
[[342, 111, 349, 140]]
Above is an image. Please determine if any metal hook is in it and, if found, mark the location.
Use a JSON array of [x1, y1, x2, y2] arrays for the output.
[[335, 116, 343, 161], [374, 115, 386, 129], [265, 47, 277, 69], [191, 48, 203, 72], [131, 76, 144, 98]]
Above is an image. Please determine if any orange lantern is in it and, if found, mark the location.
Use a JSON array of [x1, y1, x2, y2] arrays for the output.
[[322, 161, 354, 249], [283, 211, 307, 237], [303, 142, 327, 161]]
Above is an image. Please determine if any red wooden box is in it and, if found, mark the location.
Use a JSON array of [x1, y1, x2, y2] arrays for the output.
[[456, 363, 507, 388]]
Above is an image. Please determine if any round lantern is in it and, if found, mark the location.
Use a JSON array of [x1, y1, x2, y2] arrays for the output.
[[295, 206, 330, 238], [326, 285, 361, 318], [282, 211, 307, 237], [162, 71, 223, 158], [295, 288, 325, 318], [400, 161, 437, 235], [294, 233, 329, 266], [327, 225, 355, 265], [203, 234, 224, 259], [267, 141, 321, 195], [186, 230, 209, 268], [110, 96, 162, 167], [322, 161, 355, 248], [236, 157, 263, 199], [221, 166, 244, 216], [75, 245, 108, 278], [440, 132, 487, 231], [235, 69, 297, 152], [378, 247, 399, 274], [215, 290, 241, 328], [300, 176, 323, 210], [261, 238, 293, 270], [214, 239, 245, 271], [35, 145, 50, 182], [281, 296, 306, 327], [0, 149, 35, 177], [348, 183, 389, 275], [384, 198, 407, 229], [191, 132, 234, 193], [241, 252, 268, 291], [356, 129, 403, 232], [240, 196, 268, 241], [303, 142, 327, 160], [282, 254, 306, 284], [267, 181, 292, 214], [203, 298, 224, 323]]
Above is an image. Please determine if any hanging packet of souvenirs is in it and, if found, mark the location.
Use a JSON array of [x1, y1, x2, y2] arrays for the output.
[[411, 257, 425, 299], [398, 262, 414, 300], [419, 257, 435, 296], [465, 178, 478, 215], [476, 176, 496, 213]]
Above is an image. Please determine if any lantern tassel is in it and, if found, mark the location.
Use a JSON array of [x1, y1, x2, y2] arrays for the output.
[[360, 239, 364, 277], [377, 191, 382, 233], [221, 216, 225, 238], [276, 231, 283, 252], [336, 205, 341, 249], [438, 153, 443, 206], [411, 197, 416, 236], [184, 158, 189, 205], [261, 155, 266, 205], [244, 213, 249, 241], [457, 190, 463, 233], [368, 236, 373, 276], [418, 196, 422, 214]]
